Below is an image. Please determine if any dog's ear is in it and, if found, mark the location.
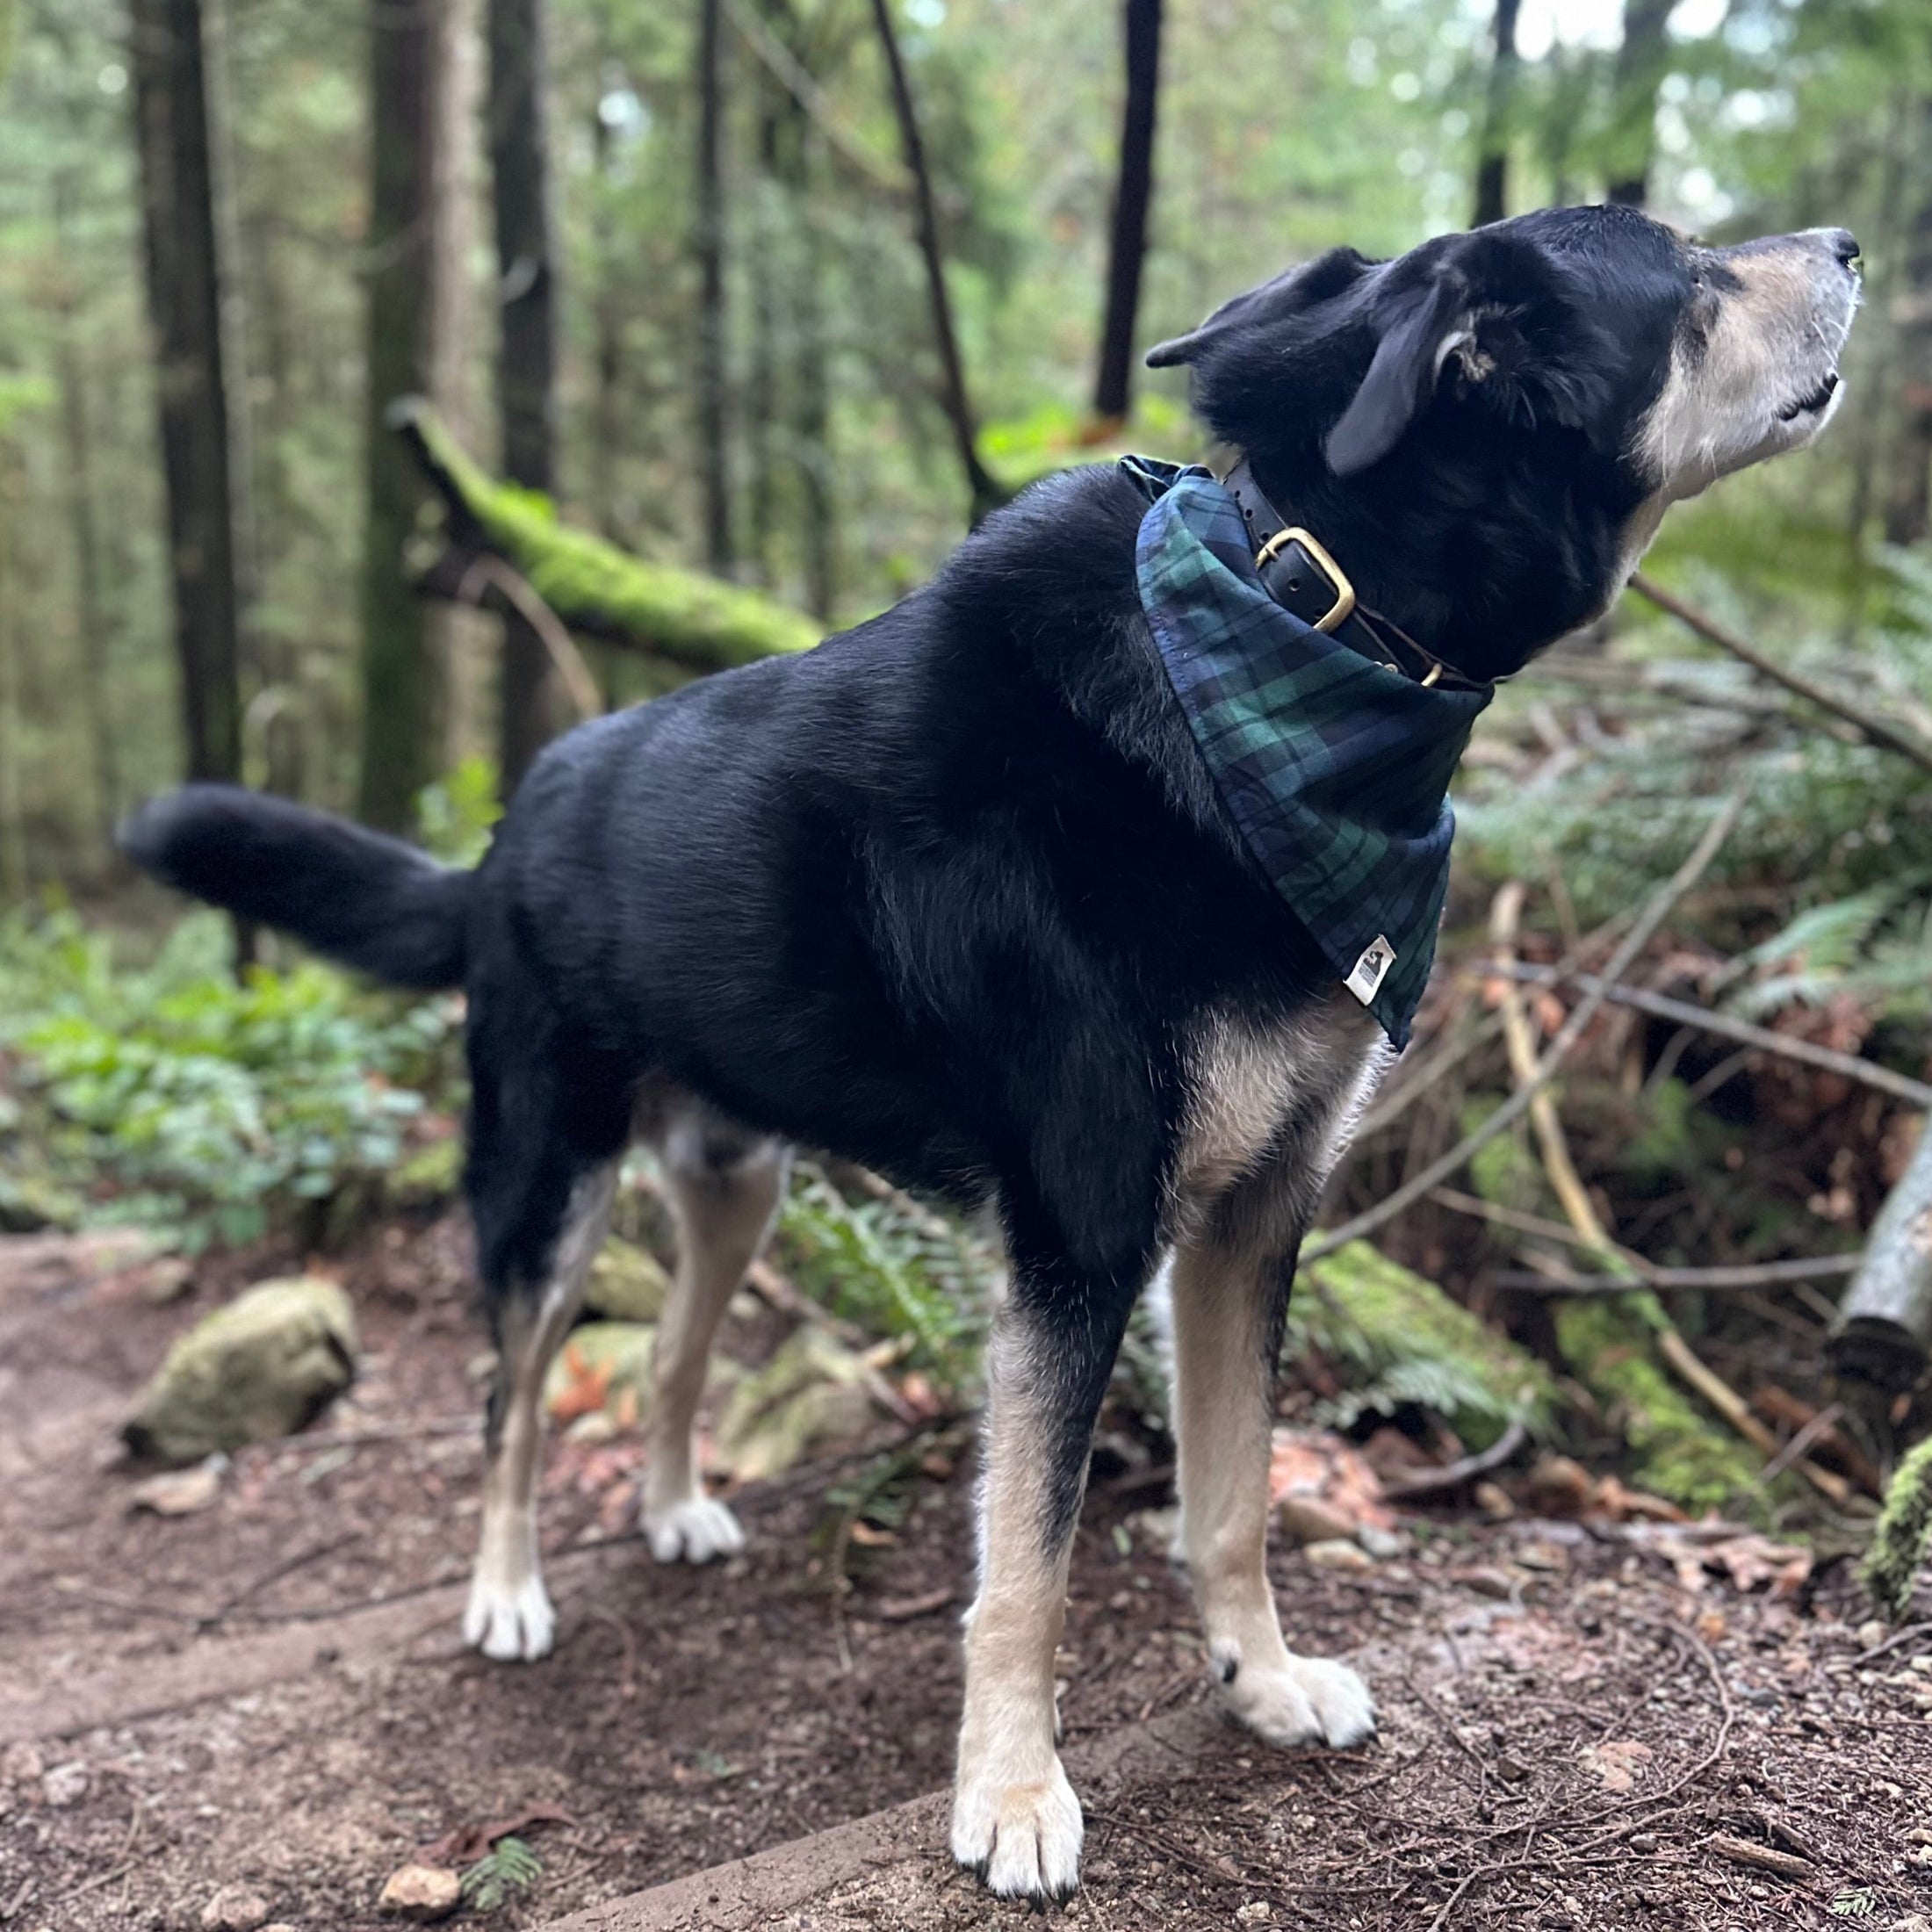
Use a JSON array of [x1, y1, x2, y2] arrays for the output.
[[1146, 249, 1373, 370], [1323, 263, 1474, 477]]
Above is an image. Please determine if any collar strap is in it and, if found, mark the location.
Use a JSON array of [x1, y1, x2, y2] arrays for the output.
[[1220, 455, 1484, 692]]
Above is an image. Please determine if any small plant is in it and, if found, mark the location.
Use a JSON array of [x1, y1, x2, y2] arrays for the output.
[[1828, 1885, 1877, 1917], [460, 1835, 542, 1912]]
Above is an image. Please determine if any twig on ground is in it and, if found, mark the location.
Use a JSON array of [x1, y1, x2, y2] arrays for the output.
[[1304, 789, 1748, 1263], [1381, 1418, 1529, 1498], [1757, 1402, 1846, 1489], [1482, 960, 1932, 1111], [199, 1531, 365, 1629], [1707, 1833, 1814, 1878], [1629, 572, 1932, 776]]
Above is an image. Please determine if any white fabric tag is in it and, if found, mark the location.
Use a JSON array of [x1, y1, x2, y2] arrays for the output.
[[1345, 935, 1396, 1006]]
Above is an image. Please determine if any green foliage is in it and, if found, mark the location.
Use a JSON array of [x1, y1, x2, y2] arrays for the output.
[[415, 754, 504, 868], [775, 1164, 991, 1385], [1859, 1431, 1932, 1623], [460, 1835, 542, 1913], [0, 907, 458, 1245]]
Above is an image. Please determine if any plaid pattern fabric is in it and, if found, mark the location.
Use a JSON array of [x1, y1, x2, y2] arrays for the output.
[[1123, 456, 1492, 1047]]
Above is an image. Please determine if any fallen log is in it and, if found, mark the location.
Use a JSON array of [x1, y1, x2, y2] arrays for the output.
[[389, 398, 824, 672], [1829, 1111, 1932, 1391]]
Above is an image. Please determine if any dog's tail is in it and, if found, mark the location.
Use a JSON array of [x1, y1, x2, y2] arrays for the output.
[[119, 784, 472, 991]]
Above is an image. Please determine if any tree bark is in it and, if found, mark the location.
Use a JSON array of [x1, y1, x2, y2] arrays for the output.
[[1605, 0, 1669, 206], [867, 0, 1002, 523], [488, 0, 562, 793], [130, 0, 243, 788], [1092, 0, 1162, 425], [1471, 0, 1521, 227], [359, 0, 457, 832], [695, 0, 735, 574]]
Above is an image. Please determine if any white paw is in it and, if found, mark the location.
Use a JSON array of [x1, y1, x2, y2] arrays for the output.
[[645, 1493, 745, 1565], [1217, 1649, 1375, 1748], [462, 1568, 556, 1662], [950, 1755, 1084, 1900]]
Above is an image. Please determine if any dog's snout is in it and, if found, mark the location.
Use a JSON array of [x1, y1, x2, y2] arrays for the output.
[[1825, 227, 1861, 271]]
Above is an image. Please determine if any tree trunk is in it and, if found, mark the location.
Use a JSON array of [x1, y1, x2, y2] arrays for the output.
[[51, 177, 119, 844], [1605, 0, 1670, 206], [1472, 0, 1521, 227], [867, 0, 1002, 523], [1882, 100, 1932, 548], [359, 0, 454, 832], [695, 0, 735, 575], [130, 0, 243, 788], [1092, 0, 1162, 425], [489, 0, 563, 793]]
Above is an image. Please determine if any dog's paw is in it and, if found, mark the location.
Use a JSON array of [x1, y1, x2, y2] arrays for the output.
[[1216, 1648, 1375, 1749], [644, 1494, 745, 1565], [950, 1755, 1083, 1900], [463, 1568, 556, 1662]]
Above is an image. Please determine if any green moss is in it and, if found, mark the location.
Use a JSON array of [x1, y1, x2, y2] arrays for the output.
[[1465, 1095, 1545, 1215], [1552, 1290, 1762, 1512], [412, 412, 823, 670], [1861, 1431, 1932, 1623], [1294, 1240, 1556, 1450]]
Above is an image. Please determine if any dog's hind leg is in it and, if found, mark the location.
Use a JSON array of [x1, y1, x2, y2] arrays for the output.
[[640, 1099, 789, 1563], [465, 1160, 617, 1660], [1168, 1221, 1374, 1750]]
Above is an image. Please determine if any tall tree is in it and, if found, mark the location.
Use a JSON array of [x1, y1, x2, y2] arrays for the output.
[[129, 0, 242, 788], [489, 0, 562, 792], [1883, 105, 1932, 548], [359, 0, 458, 832], [695, 0, 734, 574], [1093, 0, 1162, 425], [1605, 0, 1670, 206], [868, 0, 1001, 523], [1472, 0, 1521, 227]]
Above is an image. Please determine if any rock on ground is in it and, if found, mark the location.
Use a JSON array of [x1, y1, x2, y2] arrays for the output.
[[123, 1277, 357, 1464]]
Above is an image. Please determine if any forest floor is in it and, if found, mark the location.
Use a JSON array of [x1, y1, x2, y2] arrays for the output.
[[3, 1217, 1930, 1932]]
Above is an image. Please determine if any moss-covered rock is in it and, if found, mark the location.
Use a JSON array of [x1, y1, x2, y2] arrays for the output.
[[1552, 1291, 1762, 1513], [124, 1277, 357, 1463], [584, 1236, 671, 1323], [1294, 1240, 1555, 1450], [1861, 1431, 1932, 1623], [713, 1327, 880, 1482]]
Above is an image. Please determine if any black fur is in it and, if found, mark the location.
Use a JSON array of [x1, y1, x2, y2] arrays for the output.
[[122, 205, 1821, 1580]]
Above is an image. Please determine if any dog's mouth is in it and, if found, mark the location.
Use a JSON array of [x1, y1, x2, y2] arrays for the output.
[[1777, 371, 1841, 421]]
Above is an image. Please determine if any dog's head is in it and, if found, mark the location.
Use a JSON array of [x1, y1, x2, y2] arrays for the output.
[[1149, 205, 1859, 680]]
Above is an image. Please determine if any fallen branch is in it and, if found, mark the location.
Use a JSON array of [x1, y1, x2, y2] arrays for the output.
[[1381, 1417, 1528, 1498], [1489, 1252, 1861, 1294], [1484, 960, 1932, 1112], [1306, 790, 1746, 1264], [392, 399, 823, 670], [1706, 1834, 1813, 1880], [1629, 572, 1932, 776], [451, 553, 601, 722], [1830, 1095, 1932, 1388]]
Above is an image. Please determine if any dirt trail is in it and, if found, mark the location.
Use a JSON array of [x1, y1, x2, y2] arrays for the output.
[[1, 1223, 1928, 1932]]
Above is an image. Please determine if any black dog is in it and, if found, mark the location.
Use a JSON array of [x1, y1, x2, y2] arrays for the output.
[[124, 205, 1856, 1900]]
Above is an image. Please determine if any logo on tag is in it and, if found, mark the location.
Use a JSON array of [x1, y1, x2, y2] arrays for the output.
[[1345, 935, 1395, 1005]]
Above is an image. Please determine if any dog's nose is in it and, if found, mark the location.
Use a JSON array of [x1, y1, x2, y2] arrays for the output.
[[1825, 228, 1861, 270]]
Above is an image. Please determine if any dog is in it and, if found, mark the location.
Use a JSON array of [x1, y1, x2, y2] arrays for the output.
[[122, 205, 1857, 1900]]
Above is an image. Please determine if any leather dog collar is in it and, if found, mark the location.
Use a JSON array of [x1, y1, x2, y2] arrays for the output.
[[1219, 454, 1488, 694]]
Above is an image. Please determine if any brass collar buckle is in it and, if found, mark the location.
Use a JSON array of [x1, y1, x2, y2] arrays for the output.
[[1254, 526, 1357, 635]]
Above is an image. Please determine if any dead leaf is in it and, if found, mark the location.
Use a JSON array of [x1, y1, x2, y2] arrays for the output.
[[1579, 1739, 1654, 1792], [1268, 1427, 1395, 1538], [128, 1458, 224, 1517], [547, 1341, 612, 1425], [847, 1519, 898, 1548], [417, 1806, 574, 1868]]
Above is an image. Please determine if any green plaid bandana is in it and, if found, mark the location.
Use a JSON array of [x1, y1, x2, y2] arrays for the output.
[[1124, 457, 1491, 1047]]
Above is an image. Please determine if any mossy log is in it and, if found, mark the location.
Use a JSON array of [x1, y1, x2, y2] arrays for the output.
[[390, 399, 824, 672], [1860, 1431, 1932, 1622]]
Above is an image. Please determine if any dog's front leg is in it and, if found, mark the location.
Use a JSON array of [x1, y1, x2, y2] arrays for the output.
[[952, 1291, 1128, 1900], [1169, 1236, 1374, 1748]]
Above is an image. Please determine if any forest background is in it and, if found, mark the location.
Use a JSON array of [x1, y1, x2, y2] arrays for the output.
[[4, 0, 1932, 1526]]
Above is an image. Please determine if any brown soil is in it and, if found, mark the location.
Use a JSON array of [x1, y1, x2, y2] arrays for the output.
[[2, 1219, 1928, 1932]]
